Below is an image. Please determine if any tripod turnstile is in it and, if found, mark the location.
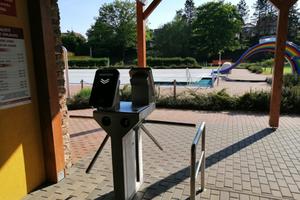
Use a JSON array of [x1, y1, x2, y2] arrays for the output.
[[87, 68, 161, 200]]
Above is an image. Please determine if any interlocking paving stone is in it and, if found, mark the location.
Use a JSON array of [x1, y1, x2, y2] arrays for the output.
[[24, 109, 300, 199]]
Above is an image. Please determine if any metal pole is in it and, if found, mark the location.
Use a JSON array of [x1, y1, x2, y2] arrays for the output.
[[201, 126, 206, 191], [89, 47, 93, 57], [190, 144, 196, 200], [217, 51, 222, 86]]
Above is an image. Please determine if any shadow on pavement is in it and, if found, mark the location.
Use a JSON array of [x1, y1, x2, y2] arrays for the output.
[[137, 127, 275, 199], [70, 128, 103, 138]]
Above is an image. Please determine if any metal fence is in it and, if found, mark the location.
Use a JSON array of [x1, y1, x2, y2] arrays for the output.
[[190, 122, 206, 200]]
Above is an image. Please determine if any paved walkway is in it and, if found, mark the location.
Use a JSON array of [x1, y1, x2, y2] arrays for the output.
[[24, 109, 300, 199]]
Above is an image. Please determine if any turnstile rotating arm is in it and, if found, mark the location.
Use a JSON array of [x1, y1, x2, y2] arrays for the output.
[[86, 134, 110, 173], [140, 124, 163, 151]]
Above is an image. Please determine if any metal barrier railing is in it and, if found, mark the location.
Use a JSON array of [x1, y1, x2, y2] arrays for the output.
[[190, 122, 206, 200]]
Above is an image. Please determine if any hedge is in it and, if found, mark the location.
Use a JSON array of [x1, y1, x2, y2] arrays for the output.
[[67, 86, 300, 114], [133, 57, 199, 68], [69, 58, 109, 68], [67, 73, 300, 114], [238, 63, 263, 74], [68, 57, 201, 69], [149, 57, 198, 67]]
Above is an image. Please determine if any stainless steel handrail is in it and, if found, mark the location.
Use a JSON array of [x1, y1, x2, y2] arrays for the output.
[[190, 122, 206, 200]]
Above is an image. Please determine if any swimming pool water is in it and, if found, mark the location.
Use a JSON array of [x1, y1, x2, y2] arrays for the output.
[[195, 78, 213, 87]]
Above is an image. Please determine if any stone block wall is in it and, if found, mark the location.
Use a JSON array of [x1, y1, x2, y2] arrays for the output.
[[50, 0, 72, 169]]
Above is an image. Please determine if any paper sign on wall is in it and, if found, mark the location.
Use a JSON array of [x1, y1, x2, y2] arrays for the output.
[[0, 26, 31, 109], [0, 0, 16, 16]]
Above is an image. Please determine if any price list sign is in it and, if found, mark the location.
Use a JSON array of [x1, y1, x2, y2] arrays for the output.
[[0, 26, 31, 109]]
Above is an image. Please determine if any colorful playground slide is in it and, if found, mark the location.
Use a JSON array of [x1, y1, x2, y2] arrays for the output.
[[219, 40, 300, 75]]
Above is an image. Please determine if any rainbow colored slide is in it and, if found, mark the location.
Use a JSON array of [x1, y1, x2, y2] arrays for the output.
[[219, 40, 300, 74]]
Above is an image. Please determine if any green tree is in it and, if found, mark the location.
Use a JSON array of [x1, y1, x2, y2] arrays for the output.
[[252, 0, 277, 37], [87, 0, 136, 62], [237, 0, 249, 24], [184, 0, 196, 24], [152, 15, 191, 57], [61, 31, 88, 55], [192, 2, 242, 59], [288, 4, 300, 43], [152, 1, 195, 57]]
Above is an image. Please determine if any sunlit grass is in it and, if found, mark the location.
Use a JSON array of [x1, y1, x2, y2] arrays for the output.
[[262, 66, 293, 75], [68, 56, 92, 60]]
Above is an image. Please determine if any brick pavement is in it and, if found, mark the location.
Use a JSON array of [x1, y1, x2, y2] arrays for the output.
[[24, 109, 300, 199]]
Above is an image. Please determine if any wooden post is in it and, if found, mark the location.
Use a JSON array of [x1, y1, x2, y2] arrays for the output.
[[136, 1, 146, 67], [173, 80, 177, 99], [136, 0, 162, 68], [80, 80, 84, 90], [269, 1, 296, 127]]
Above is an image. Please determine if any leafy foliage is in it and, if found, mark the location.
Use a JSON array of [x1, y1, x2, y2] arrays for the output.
[[152, 11, 193, 57], [252, 0, 277, 37], [61, 31, 89, 56], [288, 4, 300, 43], [183, 0, 196, 24], [283, 74, 300, 87], [67, 88, 92, 110], [67, 75, 300, 114], [68, 58, 110, 68], [67, 0, 300, 65], [237, 0, 249, 24], [87, 0, 136, 62], [144, 57, 198, 67], [192, 2, 242, 58]]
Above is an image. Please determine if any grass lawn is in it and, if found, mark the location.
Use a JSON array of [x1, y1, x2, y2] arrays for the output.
[[203, 66, 218, 69], [262, 66, 293, 75], [68, 56, 92, 60]]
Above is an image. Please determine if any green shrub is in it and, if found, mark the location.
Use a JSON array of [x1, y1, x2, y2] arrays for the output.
[[67, 86, 133, 110], [67, 88, 92, 110], [266, 77, 272, 85], [69, 58, 110, 68], [120, 84, 131, 101], [157, 90, 237, 111], [260, 59, 274, 68], [238, 91, 270, 111], [207, 90, 237, 110], [238, 59, 274, 74], [283, 74, 300, 87], [267, 74, 300, 86], [247, 65, 263, 74], [281, 86, 300, 113], [67, 80, 300, 114]]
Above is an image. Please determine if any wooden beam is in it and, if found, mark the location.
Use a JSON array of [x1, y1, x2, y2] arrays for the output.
[[269, 0, 297, 9], [143, 0, 162, 20], [137, 1, 146, 67], [269, 5, 291, 128], [28, 0, 65, 182]]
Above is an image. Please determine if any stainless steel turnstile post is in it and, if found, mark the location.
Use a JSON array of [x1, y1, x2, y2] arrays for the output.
[[93, 102, 155, 200]]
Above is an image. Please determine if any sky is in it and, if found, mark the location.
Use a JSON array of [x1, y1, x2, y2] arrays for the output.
[[57, 0, 257, 37]]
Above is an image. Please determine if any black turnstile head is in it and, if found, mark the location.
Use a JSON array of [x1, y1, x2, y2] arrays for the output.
[[130, 68, 155, 107], [89, 69, 120, 110]]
